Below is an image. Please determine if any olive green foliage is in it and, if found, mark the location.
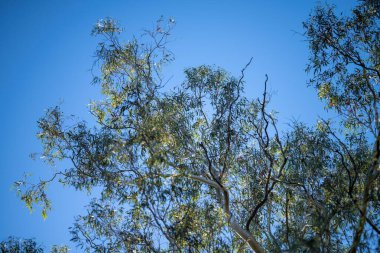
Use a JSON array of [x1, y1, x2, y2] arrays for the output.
[[0, 237, 69, 253], [50, 245, 69, 253], [0, 237, 43, 253], [15, 2, 380, 253]]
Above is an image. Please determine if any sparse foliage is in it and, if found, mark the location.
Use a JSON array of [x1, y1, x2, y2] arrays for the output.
[[0, 237, 43, 253], [15, 2, 380, 252]]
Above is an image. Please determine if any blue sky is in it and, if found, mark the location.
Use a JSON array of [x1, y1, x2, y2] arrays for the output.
[[0, 0, 357, 251]]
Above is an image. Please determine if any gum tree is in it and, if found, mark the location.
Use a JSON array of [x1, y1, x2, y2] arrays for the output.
[[16, 2, 380, 252], [0, 237, 43, 253], [304, 1, 380, 252], [0, 237, 69, 253]]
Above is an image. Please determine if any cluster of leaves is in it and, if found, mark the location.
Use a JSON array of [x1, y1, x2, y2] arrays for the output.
[[305, 1, 380, 133], [0, 237, 43, 253], [15, 2, 380, 253], [0, 237, 68, 253]]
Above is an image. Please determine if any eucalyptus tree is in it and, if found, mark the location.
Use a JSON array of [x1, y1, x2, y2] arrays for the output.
[[303, 1, 380, 252], [0, 237, 69, 253], [0, 237, 43, 253], [16, 1, 380, 252]]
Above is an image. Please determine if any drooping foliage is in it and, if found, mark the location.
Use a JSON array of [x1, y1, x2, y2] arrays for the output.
[[303, 2, 380, 252], [15, 2, 380, 253], [0, 237, 69, 253], [0, 237, 43, 253]]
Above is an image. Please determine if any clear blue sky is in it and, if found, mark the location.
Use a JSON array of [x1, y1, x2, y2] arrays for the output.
[[0, 0, 357, 251]]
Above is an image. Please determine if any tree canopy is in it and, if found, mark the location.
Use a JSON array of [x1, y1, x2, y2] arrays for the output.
[[15, 1, 380, 252], [0, 237, 68, 253]]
